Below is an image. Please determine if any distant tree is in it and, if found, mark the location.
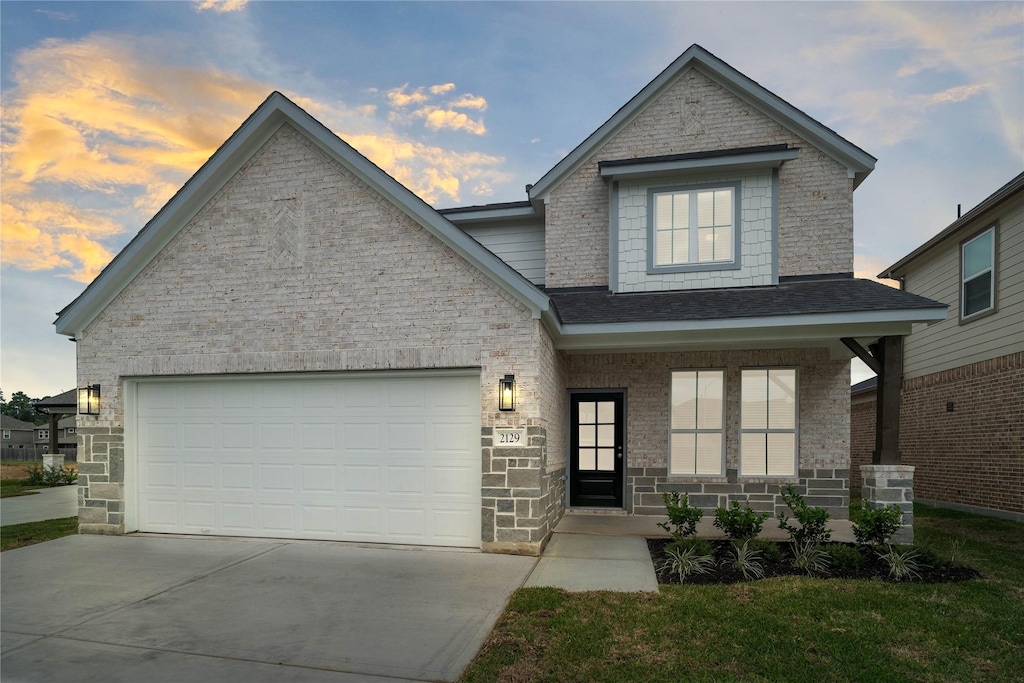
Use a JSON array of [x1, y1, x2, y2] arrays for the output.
[[0, 390, 45, 424]]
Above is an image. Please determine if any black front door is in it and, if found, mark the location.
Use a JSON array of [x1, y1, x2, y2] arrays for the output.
[[569, 392, 624, 508]]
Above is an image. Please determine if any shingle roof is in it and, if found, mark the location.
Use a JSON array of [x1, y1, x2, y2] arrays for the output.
[[1, 414, 37, 430], [851, 377, 878, 395], [548, 278, 944, 325], [34, 389, 78, 411]]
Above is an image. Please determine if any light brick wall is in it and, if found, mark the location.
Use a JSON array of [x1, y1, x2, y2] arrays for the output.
[[75, 124, 558, 551], [849, 352, 1023, 517], [616, 172, 774, 291], [545, 67, 853, 288], [565, 348, 851, 518]]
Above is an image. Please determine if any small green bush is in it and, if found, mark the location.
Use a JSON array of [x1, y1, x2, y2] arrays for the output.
[[657, 491, 702, 539], [878, 544, 928, 581], [669, 537, 714, 556], [748, 539, 785, 564], [713, 500, 769, 542], [661, 542, 716, 583], [824, 543, 865, 572], [852, 501, 903, 546], [792, 542, 831, 577], [777, 484, 832, 545], [728, 540, 765, 580], [24, 464, 77, 487]]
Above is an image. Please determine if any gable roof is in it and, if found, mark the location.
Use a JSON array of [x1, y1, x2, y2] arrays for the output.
[[528, 44, 876, 204], [54, 93, 549, 337], [879, 172, 1024, 280], [1, 414, 38, 430], [34, 388, 78, 414]]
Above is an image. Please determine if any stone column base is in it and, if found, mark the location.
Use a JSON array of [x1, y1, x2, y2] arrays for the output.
[[42, 453, 66, 470], [861, 464, 915, 544]]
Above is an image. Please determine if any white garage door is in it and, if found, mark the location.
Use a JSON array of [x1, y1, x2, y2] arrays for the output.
[[132, 373, 481, 547]]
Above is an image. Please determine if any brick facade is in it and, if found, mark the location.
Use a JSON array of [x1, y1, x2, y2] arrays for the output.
[[565, 348, 852, 519], [850, 352, 1023, 517], [544, 67, 853, 288], [75, 124, 561, 552]]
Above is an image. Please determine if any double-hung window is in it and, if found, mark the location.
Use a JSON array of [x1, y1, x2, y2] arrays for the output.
[[650, 183, 739, 271], [2, 429, 9, 439], [669, 370, 725, 475], [37, 429, 49, 440], [961, 226, 996, 321], [740, 368, 797, 477]]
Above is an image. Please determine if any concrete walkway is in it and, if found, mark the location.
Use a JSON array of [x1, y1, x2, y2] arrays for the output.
[[525, 533, 659, 593], [0, 485, 77, 526]]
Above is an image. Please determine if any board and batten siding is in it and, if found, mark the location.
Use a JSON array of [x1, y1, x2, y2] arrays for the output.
[[901, 194, 1024, 380], [461, 222, 546, 286]]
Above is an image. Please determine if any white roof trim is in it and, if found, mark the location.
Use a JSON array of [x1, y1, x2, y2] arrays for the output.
[[599, 148, 800, 180], [529, 44, 876, 204], [55, 93, 549, 336], [545, 306, 947, 351]]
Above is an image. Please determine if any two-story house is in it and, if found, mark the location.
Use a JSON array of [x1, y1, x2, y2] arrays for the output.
[[55, 45, 944, 553], [853, 173, 1023, 521], [1, 415, 36, 451]]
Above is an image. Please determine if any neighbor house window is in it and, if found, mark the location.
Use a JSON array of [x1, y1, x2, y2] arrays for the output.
[[37, 429, 49, 440], [670, 370, 725, 475], [961, 226, 996, 320], [67, 428, 75, 435], [2, 429, 9, 439], [650, 183, 739, 271], [740, 368, 797, 477]]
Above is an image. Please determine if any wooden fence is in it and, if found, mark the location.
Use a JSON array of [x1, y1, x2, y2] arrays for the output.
[[1, 446, 78, 462]]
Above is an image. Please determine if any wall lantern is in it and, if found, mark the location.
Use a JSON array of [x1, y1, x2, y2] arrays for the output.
[[498, 374, 516, 412], [78, 384, 101, 416]]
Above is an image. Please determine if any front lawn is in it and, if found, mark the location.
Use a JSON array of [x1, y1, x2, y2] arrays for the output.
[[0, 517, 78, 552], [460, 504, 1024, 682]]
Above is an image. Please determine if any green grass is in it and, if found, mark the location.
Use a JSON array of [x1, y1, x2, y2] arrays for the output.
[[1, 517, 78, 552], [460, 504, 1024, 683], [0, 479, 41, 498]]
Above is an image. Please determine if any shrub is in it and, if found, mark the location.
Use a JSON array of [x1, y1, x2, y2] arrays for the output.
[[852, 501, 903, 546], [824, 543, 865, 572], [661, 541, 716, 582], [879, 544, 928, 581], [24, 464, 77, 487], [748, 539, 785, 564], [713, 501, 769, 542], [777, 484, 832, 545], [792, 542, 831, 577], [657, 491, 702, 539], [727, 540, 765, 580]]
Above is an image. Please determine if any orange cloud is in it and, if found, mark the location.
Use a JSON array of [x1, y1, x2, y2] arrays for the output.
[[430, 83, 456, 95], [449, 94, 488, 110], [2, 34, 509, 284], [386, 85, 431, 107], [414, 106, 487, 135]]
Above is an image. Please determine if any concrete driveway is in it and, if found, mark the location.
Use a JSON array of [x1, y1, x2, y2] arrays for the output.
[[0, 484, 77, 526], [1, 535, 535, 682]]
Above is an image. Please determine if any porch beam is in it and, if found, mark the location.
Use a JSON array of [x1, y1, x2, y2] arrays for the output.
[[841, 337, 881, 374]]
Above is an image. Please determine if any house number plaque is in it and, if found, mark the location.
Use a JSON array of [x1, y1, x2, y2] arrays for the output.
[[495, 428, 527, 447]]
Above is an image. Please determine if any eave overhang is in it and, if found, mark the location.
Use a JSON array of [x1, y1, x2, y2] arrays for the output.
[[598, 145, 800, 181], [55, 93, 550, 337], [542, 307, 947, 353]]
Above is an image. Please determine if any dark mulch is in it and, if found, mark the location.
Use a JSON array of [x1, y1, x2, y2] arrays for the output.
[[648, 538, 981, 585]]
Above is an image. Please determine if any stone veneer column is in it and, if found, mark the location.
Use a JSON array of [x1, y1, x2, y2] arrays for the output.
[[481, 426, 552, 555], [861, 464, 915, 544]]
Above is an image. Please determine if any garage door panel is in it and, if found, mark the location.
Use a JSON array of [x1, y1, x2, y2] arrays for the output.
[[134, 374, 481, 547]]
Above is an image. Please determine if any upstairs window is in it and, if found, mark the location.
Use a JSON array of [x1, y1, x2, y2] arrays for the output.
[[2, 429, 9, 439], [650, 183, 739, 272], [37, 429, 49, 440], [961, 226, 996, 321]]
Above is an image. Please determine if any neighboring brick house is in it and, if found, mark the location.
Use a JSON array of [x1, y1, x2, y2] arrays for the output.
[[852, 174, 1024, 521], [55, 45, 944, 554]]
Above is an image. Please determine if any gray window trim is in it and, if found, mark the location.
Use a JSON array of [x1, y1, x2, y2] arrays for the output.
[[738, 367, 799, 478], [959, 223, 999, 324], [668, 368, 726, 477], [647, 181, 742, 274], [2, 429, 9, 439]]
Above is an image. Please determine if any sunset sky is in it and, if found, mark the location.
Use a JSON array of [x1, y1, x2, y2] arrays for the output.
[[1, 1, 1022, 399]]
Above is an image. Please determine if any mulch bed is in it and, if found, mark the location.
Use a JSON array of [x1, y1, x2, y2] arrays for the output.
[[648, 538, 981, 585]]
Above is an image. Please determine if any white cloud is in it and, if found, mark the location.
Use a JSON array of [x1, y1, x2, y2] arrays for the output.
[[449, 94, 488, 111], [193, 0, 249, 13]]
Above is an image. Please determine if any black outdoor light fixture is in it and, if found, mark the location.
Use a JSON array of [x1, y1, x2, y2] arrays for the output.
[[498, 374, 516, 412], [78, 384, 101, 415]]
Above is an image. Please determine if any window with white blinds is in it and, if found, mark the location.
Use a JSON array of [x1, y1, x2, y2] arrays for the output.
[[740, 368, 797, 477], [669, 370, 725, 475]]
